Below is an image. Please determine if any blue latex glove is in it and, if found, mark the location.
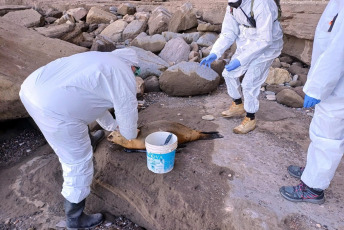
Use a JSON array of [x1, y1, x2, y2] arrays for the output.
[[225, 59, 241, 72], [200, 53, 217, 68], [303, 94, 321, 108]]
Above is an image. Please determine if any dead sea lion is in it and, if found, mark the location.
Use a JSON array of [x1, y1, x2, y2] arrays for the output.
[[107, 120, 223, 150]]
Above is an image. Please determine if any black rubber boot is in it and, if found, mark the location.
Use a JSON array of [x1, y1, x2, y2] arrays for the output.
[[287, 165, 304, 179], [65, 199, 103, 230], [89, 129, 105, 152], [279, 181, 325, 204]]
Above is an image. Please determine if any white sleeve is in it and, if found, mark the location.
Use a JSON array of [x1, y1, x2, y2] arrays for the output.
[[96, 110, 118, 131], [211, 6, 239, 59], [304, 11, 344, 100], [236, 3, 274, 66]]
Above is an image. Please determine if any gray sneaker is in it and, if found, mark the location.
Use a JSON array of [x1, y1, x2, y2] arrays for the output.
[[287, 165, 304, 179]]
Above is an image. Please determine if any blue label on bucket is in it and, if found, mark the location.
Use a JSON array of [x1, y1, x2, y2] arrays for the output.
[[147, 150, 176, 174]]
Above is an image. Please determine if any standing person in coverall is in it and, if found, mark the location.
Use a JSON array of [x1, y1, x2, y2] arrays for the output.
[[280, 0, 344, 204], [19, 48, 140, 229], [200, 0, 283, 134]]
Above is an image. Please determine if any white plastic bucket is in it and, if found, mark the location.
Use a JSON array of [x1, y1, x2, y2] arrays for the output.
[[145, 132, 178, 174]]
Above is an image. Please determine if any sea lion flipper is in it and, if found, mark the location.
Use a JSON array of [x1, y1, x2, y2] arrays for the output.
[[200, 131, 223, 140]]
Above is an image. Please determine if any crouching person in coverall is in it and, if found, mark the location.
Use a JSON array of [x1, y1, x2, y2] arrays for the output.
[[200, 0, 283, 134], [280, 0, 344, 204], [19, 48, 140, 229]]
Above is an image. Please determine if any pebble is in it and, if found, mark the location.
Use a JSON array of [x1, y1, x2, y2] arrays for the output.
[[266, 95, 276, 101], [293, 75, 299, 81], [202, 115, 215, 121], [307, 112, 314, 117], [316, 224, 321, 228], [260, 87, 265, 92], [265, 91, 275, 95], [177, 113, 182, 116]]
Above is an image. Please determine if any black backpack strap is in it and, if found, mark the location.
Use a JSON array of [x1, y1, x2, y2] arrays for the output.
[[328, 13, 338, 32]]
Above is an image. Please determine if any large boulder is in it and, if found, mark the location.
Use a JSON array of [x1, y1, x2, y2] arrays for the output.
[[159, 62, 220, 96], [66, 7, 88, 21], [197, 23, 221, 33], [0, 5, 30, 16], [148, 6, 171, 35], [280, 2, 327, 65], [117, 3, 136, 16], [86, 7, 117, 24], [276, 89, 304, 108], [162, 31, 202, 44], [196, 32, 218, 47], [2, 8, 44, 27], [34, 23, 75, 38], [265, 68, 292, 85], [131, 32, 166, 53], [100, 20, 128, 42], [90, 35, 116, 52], [122, 20, 148, 40], [168, 2, 198, 33], [0, 18, 87, 121], [159, 37, 190, 65], [130, 46, 170, 79]]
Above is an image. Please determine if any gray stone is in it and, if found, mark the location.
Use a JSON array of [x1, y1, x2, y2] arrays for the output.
[[276, 89, 304, 108], [266, 85, 289, 94], [159, 62, 220, 96], [130, 46, 170, 79], [159, 37, 190, 65], [66, 7, 87, 21], [100, 20, 128, 42], [197, 23, 221, 33], [190, 42, 199, 52], [168, 2, 198, 33], [279, 55, 293, 64], [266, 94, 277, 101], [123, 14, 135, 23], [90, 35, 116, 52], [298, 74, 308, 85], [123, 20, 147, 40], [148, 6, 171, 35], [86, 7, 117, 24], [2, 9, 44, 28], [135, 12, 150, 22], [196, 32, 218, 47], [189, 51, 200, 61], [289, 80, 302, 88], [144, 76, 161, 93], [202, 115, 215, 121], [0, 5, 30, 16], [288, 64, 309, 76], [0, 18, 87, 121], [92, 23, 107, 36], [293, 86, 306, 99], [131, 32, 166, 53]]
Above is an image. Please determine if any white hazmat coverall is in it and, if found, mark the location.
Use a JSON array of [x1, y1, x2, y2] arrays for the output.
[[19, 48, 139, 203], [211, 0, 283, 113], [301, 0, 344, 190]]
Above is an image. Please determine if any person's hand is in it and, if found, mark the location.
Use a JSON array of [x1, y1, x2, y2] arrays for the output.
[[303, 94, 321, 108], [225, 59, 241, 72], [200, 53, 217, 68]]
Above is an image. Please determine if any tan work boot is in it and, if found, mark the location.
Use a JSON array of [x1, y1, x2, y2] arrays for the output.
[[233, 117, 256, 134], [221, 102, 245, 118]]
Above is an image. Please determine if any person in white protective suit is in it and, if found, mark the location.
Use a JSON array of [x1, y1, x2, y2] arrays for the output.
[[200, 0, 283, 134], [279, 0, 344, 204], [19, 48, 140, 229]]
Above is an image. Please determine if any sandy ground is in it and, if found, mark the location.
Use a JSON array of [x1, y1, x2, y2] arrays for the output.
[[0, 85, 343, 230]]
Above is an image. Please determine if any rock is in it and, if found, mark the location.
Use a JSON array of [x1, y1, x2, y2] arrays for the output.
[[45, 9, 63, 18], [144, 76, 160, 92], [298, 74, 308, 85], [266, 94, 277, 101], [265, 91, 276, 96], [197, 23, 221, 33], [60, 22, 88, 44], [201, 46, 212, 58], [280, 62, 291, 68], [293, 86, 306, 99], [159, 62, 220, 96], [86, 7, 117, 24], [289, 80, 302, 88], [182, 32, 202, 44], [202, 115, 215, 121], [292, 62, 303, 68], [0, 5, 30, 16], [2, 9, 44, 28], [210, 59, 226, 80], [123, 14, 135, 23], [117, 3, 136, 16], [276, 89, 304, 108], [196, 32, 218, 47], [100, 20, 128, 42], [292, 75, 299, 81], [288, 64, 309, 76], [122, 20, 148, 40], [0, 18, 87, 121], [34, 23, 75, 38], [190, 42, 199, 52], [131, 32, 166, 53], [148, 6, 171, 35], [271, 58, 282, 68], [189, 51, 200, 61], [136, 77, 145, 97], [266, 68, 292, 85], [159, 37, 190, 65], [135, 12, 150, 22], [54, 13, 75, 25], [90, 35, 116, 52], [168, 2, 198, 33], [88, 23, 98, 32], [130, 46, 170, 79], [82, 32, 95, 42], [45, 17, 57, 24], [279, 55, 293, 64], [66, 7, 87, 21], [266, 85, 289, 94], [92, 23, 107, 36]]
